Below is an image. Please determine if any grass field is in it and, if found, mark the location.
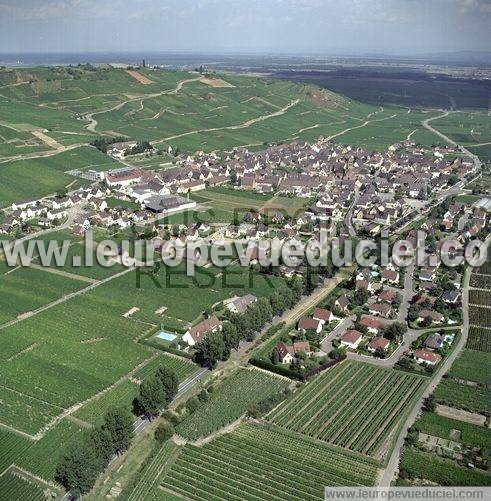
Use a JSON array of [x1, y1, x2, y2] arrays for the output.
[[446, 349, 489, 385], [175, 368, 288, 440], [162, 423, 379, 500], [268, 361, 425, 457], [399, 447, 488, 486]]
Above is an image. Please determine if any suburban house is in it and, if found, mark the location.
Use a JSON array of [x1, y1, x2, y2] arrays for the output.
[[381, 269, 399, 285], [418, 310, 444, 325], [297, 316, 322, 334], [340, 330, 363, 349], [423, 333, 445, 350], [367, 336, 390, 353], [442, 290, 461, 305], [335, 295, 350, 313], [369, 303, 392, 318], [414, 349, 442, 366], [359, 315, 386, 335], [182, 315, 222, 347], [225, 294, 257, 314], [277, 341, 312, 364], [313, 308, 333, 325]]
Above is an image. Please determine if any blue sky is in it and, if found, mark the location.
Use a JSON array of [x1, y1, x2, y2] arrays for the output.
[[1, 0, 490, 55]]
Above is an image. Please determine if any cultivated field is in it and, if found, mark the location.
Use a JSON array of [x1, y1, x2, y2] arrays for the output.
[[268, 361, 425, 457], [433, 379, 488, 415], [399, 448, 488, 486], [175, 368, 288, 440], [469, 305, 491, 327], [0, 265, 85, 325], [0, 472, 46, 501], [74, 354, 196, 426], [413, 411, 489, 449], [446, 349, 489, 385], [466, 326, 491, 352], [0, 146, 119, 207], [161, 423, 379, 500]]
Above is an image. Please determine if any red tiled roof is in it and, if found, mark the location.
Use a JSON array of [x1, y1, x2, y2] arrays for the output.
[[341, 330, 362, 344], [313, 308, 332, 322], [414, 349, 442, 364]]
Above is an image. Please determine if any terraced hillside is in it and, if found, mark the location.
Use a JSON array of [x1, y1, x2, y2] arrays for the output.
[[0, 64, 444, 206]]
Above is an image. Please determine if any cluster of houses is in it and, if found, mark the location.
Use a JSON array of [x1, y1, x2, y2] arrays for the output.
[[412, 331, 456, 367]]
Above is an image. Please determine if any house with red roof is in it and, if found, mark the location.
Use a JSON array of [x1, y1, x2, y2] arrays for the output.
[[182, 315, 222, 347], [368, 336, 390, 353], [313, 308, 333, 325], [414, 349, 442, 366], [297, 316, 322, 334], [277, 341, 312, 364], [340, 330, 363, 349], [359, 315, 387, 334]]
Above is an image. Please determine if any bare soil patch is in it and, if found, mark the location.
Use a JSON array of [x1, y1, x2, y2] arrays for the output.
[[201, 77, 235, 88], [435, 404, 487, 426], [126, 70, 154, 85]]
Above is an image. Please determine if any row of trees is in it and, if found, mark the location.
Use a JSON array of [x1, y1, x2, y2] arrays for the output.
[[133, 365, 179, 419], [56, 407, 134, 497], [194, 278, 305, 368], [56, 365, 179, 498]]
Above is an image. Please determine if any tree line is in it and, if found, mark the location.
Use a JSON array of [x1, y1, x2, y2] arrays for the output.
[[56, 364, 179, 498], [193, 277, 305, 368]]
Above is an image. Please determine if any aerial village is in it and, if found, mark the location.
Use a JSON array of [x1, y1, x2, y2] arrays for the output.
[[1, 137, 488, 375]]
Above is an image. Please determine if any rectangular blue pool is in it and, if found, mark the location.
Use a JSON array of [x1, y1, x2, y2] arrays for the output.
[[155, 331, 177, 342]]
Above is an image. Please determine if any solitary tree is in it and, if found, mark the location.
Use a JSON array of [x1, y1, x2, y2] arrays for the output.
[[155, 421, 175, 443]]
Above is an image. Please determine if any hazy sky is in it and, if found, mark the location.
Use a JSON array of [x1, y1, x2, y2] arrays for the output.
[[0, 0, 490, 55]]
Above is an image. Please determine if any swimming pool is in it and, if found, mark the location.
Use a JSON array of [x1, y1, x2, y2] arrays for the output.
[[155, 331, 177, 342]]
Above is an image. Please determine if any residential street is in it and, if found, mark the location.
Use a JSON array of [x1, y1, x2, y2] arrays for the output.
[[379, 266, 472, 486]]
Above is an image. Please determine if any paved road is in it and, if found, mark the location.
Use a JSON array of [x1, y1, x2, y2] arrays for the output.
[[422, 110, 482, 173], [320, 316, 354, 354], [379, 266, 472, 486], [344, 188, 359, 237]]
